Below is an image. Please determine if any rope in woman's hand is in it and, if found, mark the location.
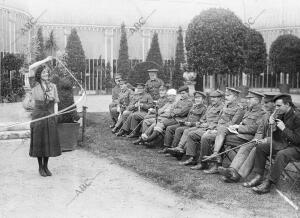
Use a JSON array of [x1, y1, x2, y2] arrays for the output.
[[0, 57, 86, 132]]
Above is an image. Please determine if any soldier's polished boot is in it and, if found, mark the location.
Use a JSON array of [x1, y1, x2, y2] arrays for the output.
[[203, 163, 220, 174], [218, 167, 240, 182], [179, 156, 197, 166], [190, 162, 208, 170], [252, 179, 272, 194]]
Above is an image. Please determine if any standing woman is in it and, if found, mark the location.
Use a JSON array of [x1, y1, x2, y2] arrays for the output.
[[29, 56, 61, 177]]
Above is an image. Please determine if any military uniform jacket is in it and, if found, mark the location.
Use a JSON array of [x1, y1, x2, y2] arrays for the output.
[[112, 84, 121, 102], [170, 97, 193, 121], [117, 88, 133, 107], [145, 78, 164, 100], [200, 101, 224, 130], [127, 92, 153, 112], [272, 109, 300, 151], [237, 104, 265, 141], [254, 112, 272, 140], [218, 101, 245, 127], [186, 104, 207, 125], [158, 102, 176, 118]]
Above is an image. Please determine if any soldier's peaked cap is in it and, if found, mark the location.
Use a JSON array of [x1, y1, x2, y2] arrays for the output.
[[210, 90, 224, 97], [263, 92, 278, 103], [194, 91, 207, 98], [226, 87, 241, 95], [147, 69, 159, 73], [273, 93, 292, 102], [245, 90, 264, 99], [115, 74, 122, 78], [178, 85, 189, 93]]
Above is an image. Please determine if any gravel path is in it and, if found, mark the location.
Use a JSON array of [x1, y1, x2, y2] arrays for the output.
[[0, 140, 249, 218]]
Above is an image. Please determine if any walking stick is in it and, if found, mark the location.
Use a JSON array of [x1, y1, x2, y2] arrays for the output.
[[155, 101, 158, 124], [269, 109, 278, 168], [127, 120, 143, 137], [269, 123, 273, 168], [202, 140, 256, 162]]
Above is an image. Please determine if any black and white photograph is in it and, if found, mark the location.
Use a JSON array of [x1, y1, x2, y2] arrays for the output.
[[1, 0, 300, 217]]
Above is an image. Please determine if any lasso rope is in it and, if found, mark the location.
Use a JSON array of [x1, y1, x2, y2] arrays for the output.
[[0, 57, 86, 131]]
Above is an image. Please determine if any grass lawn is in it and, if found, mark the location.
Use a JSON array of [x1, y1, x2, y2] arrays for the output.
[[82, 112, 300, 217]]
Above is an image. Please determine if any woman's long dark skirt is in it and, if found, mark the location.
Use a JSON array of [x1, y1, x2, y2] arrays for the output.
[[29, 101, 61, 157]]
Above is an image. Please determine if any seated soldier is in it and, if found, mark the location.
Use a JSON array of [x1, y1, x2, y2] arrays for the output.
[[203, 90, 265, 174], [137, 89, 177, 146], [164, 91, 207, 154], [173, 90, 225, 165], [109, 74, 122, 128], [218, 93, 277, 183], [133, 86, 169, 145], [244, 94, 300, 194], [125, 85, 168, 139], [182, 87, 245, 169], [116, 83, 153, 137], [111, 79, 133, 133], [143, 86, 193, 149]]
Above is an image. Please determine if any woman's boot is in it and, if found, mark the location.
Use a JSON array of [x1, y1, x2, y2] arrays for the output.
[[43, 157, 52, 176]]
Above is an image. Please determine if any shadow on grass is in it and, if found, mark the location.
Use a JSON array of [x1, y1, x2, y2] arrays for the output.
[[82, 112, 300, 218]]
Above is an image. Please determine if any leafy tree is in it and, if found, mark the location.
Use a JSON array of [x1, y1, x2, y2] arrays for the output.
[[35, 27, 45, 61], [117, 23, 130, 79], [244, 28, 267, 76], [1, 53, 25, 100], [146, 32, 163, 67], [185, 8, 248, 90], [65, 28, 86, 82], [173, 26, 185, 89], [45, 30, 58, 56], [269, 34, 300, 75]]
